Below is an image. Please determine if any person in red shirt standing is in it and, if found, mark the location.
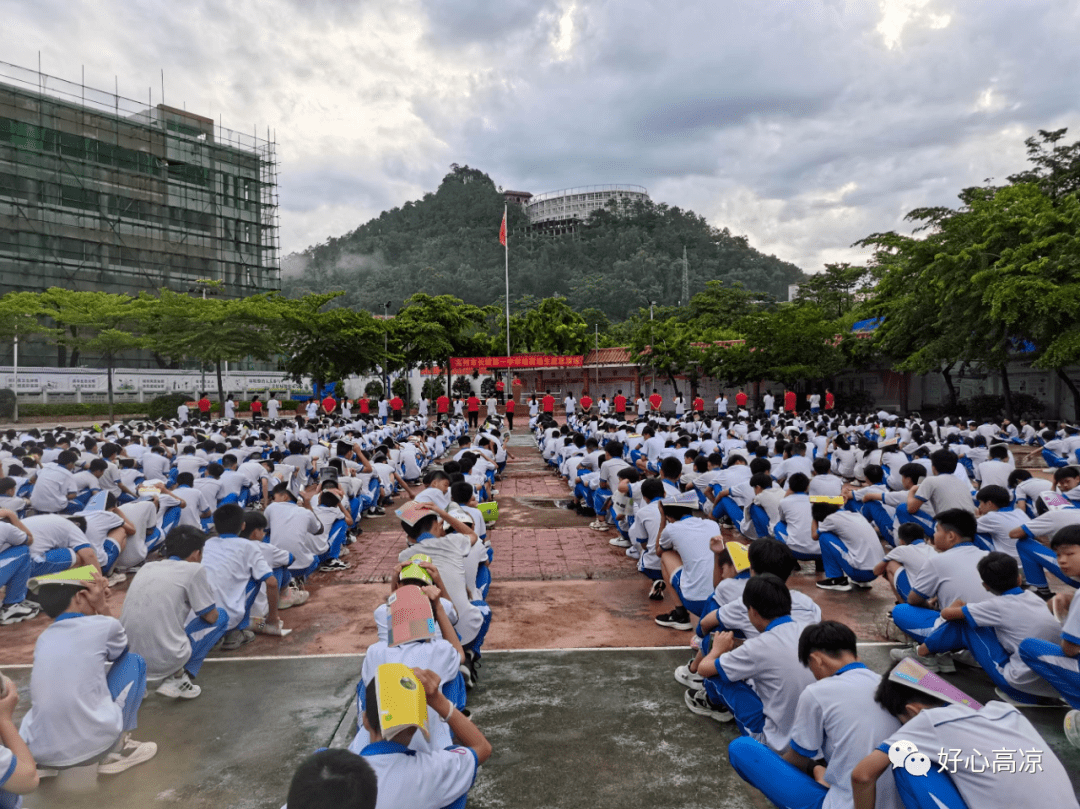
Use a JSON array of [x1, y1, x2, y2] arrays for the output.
[[735, 389, 748, 410], [692, 394, 704, 416], [825, 389, 835, 411], [466, 393, 480, 429], [784, 389, 797, 415], [504, 396, 515, 431], [613, 390, 627, 421], [495, 378, 505, 404], [250, 395, 263, 422], [542, 390, 555, 417], [436, 392, 450, 424], [389, 393, 404, 421], [648, 389, 663, 415], [359, 396, 370, 418], [197, 393, 211, 422], [321, 393, 336, 416], [580, 393, 593, 415]]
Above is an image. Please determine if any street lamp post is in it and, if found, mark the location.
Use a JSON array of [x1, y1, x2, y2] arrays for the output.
[[383, 301, 391, 400]]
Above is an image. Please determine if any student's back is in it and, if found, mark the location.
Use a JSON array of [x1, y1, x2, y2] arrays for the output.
[[200, 535, 272, 630]]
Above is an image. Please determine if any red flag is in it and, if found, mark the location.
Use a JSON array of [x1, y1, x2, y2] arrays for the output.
[[499, 210, 507, 246]]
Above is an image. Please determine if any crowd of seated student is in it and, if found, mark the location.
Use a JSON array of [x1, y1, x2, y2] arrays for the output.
[[0, 409, 506, 805], [527, 404, 1080, 807]]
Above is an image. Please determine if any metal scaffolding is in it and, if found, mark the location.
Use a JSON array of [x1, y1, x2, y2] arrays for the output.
[[0, 60, 280, 365]]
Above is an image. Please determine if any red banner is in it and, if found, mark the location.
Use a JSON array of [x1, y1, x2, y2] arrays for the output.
[[449, 355, 584, 373]]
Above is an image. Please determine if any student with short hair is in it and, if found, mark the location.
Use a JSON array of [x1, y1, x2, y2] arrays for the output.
[[811, 498, 884, 592], [23, 513, 100, 578], [653, 493, 718, 631], [873, 522, 934, 603], [1006, 492, 1080, 592], [900, 449, 975, 536], [974, 484, 1027, 558], [727, 620, 902, 809], [285, 749, 377, 809], [120, 525, 229, 700], [28, 450, 79, 514], [851, 664, 1079, 809], [687, 574, 817, 752], [20, 568, 156, 775], [265, 484, 326, 583]]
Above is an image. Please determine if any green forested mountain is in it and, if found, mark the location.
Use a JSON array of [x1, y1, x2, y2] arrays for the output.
[[281, 165, 806, 320]]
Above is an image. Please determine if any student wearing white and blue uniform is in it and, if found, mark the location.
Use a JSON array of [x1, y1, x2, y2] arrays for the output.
[[1019, 525, 1080, 717], [688, 574, 816, 751], [811, 500, 884, 591], [773, 473, 821, 561], [0, 515, 36, 626], [0, 671, 38, 809], [1008, 501, 1080, 593], [853, 669, 1079, 809], [653, 492, 717, 630], [728, 621, 902, 809], [201, 505, 276, 645]]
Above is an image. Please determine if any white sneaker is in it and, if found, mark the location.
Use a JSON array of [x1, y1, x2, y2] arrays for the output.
[[106, 570, 127, 587], [0, 600, 40, 625], [608, 536, 631, 547], [279, 586, 309, 609], [98, 737, 158, 775], [674, 659, 704, 688], [156, 672, 201, 700], [625, 544, 641, 559], [889, 645, 955, 673]]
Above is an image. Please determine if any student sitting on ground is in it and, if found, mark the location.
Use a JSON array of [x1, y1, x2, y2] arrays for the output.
[[810, 497, 884, 592], [773, 472, 820, 563], [120, 525, 230, 701], [265, 484, 327, 586], [20, 567, 156, 775], [0, 669, 39, 808], [686, 574, 817, 752], [727, 620, 902, 809], [653, 491, 719, 632], [0, 508, 38, 626], [851, 663, 1079, 809], [873, 522, 934, 604], [284, 749, 377, 809]]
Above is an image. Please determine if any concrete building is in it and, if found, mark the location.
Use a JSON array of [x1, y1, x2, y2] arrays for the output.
[[503, 189, 532, 206], [525, 184, 649, 235], [0, 60, 280, 365]]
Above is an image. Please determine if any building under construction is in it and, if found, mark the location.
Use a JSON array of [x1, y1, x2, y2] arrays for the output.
[[0, 61, 280, 366]]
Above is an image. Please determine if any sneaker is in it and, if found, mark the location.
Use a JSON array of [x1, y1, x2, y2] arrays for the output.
[[674, 659, 704, 688], [0, 600, 40, 626], [590, 520, 610, 531], [655, 607, 692, 630], [625, 544, 641, 559], [106, 570, 127, 587], [221, 628, 255, 651], [889, 645, 955, 673], [98, 737, 158, 775], [156, 672, 201, 700], [279, 586, 309, 609], [608, 536, 631, 547], [683, 687, 732, 722], [648, 580, 666, 601], [1065, 710, 1080, 749], [850, 579, 874, 589], [317, 558, 350, 572], [816, 576, 852, 592], [993, 687, 1067, 708]]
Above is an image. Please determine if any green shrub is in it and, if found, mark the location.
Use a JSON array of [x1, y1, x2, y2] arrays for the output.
[[0, 389, 14, 420], [480, 378, 497, 398], [147, 393, 192, 420], [365, 381, 384, 398], [18, 402, 149, 418], [421, 378, 445, 401]]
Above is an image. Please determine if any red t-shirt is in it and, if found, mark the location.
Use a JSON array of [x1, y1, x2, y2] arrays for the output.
[[359, 398, 370, 414], [614, 395, 627, 413], [693, 397, 704, 412], [436, 395, 449, 413], [825, 392, 835, 410], [785, 391, 797, 412], [649, 394, 662, 411], [542, 395, 554, 412], [467, 396, 480, 412], [735, 392, 747, 407], [250, 400, 262, 414], [495, 381, 505, 392], [580, 396, 593, 410], [505, 398, 515, 412], [390, 396, 403, 411], [322, 396, 336, 413], [198, 397, 210, 413]]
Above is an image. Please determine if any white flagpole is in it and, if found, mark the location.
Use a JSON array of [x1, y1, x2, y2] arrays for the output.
[[504, 204, 511, 393]]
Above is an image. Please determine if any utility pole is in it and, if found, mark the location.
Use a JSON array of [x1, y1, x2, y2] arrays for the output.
[[682, 245, 689, 306], [383, 301, 392, 399]]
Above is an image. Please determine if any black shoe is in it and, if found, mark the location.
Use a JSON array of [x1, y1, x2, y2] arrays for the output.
[[648, 580, 666, 601], [579, 507, 596, 517], [816, 576, 852, 592], [655, 607, 692, 630]]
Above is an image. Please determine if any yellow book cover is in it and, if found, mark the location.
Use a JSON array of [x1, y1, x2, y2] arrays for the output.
[[375, 663, 430, 741], [724, 541, 751, 574], [808, 495, 845, 505], [28, 565, 96, 593]]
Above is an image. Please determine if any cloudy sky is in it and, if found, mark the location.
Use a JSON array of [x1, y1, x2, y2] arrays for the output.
[[3, 0, 1079, 272]]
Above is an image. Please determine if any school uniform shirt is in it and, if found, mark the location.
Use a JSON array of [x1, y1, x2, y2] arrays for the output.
[[252, 541, 294, 617], [373, 598, 458, 644], [22, 514, 89, 560], [265, 502, 325, 572], [818, 511, 884, 572], [778, 455, 813, 482], [913, 473, 975, 515], [788, 662, 902, 809], [397, 535, 484, 646], [658, 517, 719, 602], [70, 470, 101, 494], [192, 477, 223, 507], [29, 463, 77, 513], [81, 510, 126, 567], [775, 494, 816, 556], [1021, 506, 1080, 540], [217, 469, 247, 500], [807, 474, 844, 497], [880, 702, 1078, 808], [0, 522, 27, 556], [201, 535, 274, 630], [414, 487, 451, 511], [717, 616, 816, 752], [975, 506, 1027, 559], [115, 499, 159, 570], [350, 639, 460, 754], [358, 738, 478, 809], [170, 485, 212, 527], [718, 590, 821, 640], [175, 454, 209, 477], [962, 588, 1064, 696], [267, 399, 280, 419], [909, 542, 990, 606], [883, 540, 935, 577], [976, 459, 1011, 489], [20, 613, 128, 766], [400, 444, 422, 480], [120, 559, 218, 680]]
